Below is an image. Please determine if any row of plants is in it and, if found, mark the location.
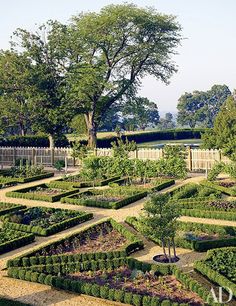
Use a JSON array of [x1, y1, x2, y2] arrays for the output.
[[200, 180, 236, 196], [7, 219, 144, 268], [194, 247, 236, 298], [0, 163, 54, 184], [7, 256, 213, 305], [0, 202, 26, 216], [61, 187, 148, 209], [0, 228, 35, 254], [51, 174, 121, 189], [126, 216, 236, 252], [169, 183, 222, 200], [109, 177, 175, 192], [173, 199, 236, 212], [6, 183, 79, 202], [2, 206, 93, 236], [181, 208, 236, 221]]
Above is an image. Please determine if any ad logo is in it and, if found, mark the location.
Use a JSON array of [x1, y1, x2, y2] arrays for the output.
[[208, 287, 233, 303]]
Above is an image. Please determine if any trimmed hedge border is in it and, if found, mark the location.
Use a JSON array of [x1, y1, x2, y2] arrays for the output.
[[194, 247, 236, 298], [0, 171, 54, 184], [7, 218, 144, 268], [109, 177, 175, 192], [126, 216, 236, 252], [6, 183, 80, 202], [2, 207, 93, 236], [0, 202, 26, 216], [7, 256, 213, 305], [52, 175, 120, 189], [0, 230, 35, 254], [61, 190, 147, 209], [200, 180, 236, 196], [181, 208, 236, 221]]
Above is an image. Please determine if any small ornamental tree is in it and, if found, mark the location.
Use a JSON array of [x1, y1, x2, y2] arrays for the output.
[[139, 193, 180, 262]]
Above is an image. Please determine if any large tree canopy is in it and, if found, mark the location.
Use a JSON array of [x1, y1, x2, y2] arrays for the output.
[[62, 4, 182, 146], [202, 94, 236, 161], [177, 84, 231, 128]]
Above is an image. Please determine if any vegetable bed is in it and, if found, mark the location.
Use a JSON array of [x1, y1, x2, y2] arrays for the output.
[[61, 187, 147, 209], [0, 228, 34, 254], [2, 206, 93, 236], [0, 202, 26, 216], [7, 219, 143, 268], [6, 183, 79, 202], [7, 257, 212, 305]]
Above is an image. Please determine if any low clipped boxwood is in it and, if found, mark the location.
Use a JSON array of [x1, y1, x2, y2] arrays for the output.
[[0, 202, 26, 216], [0, 170, 54, 184], [0, 229, 35, 254], [181, 208, 236, 221], [7, 218, 143, 268], [2, 207, 93, 236], [6, 183, 80, 202], [7, 257, 211, 305], [200, 180, 236, 196], [52, 175, 120, 189], [61, 189, 147, 209], [109, 177, 175, 192]]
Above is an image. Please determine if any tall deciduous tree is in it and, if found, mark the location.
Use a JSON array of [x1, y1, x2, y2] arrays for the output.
[[11, 23, 77, 148], [0, 51, 36, 135], [202, 94, 236, 161], [63, 4, 182, 147], [177, 85, 231, 128]]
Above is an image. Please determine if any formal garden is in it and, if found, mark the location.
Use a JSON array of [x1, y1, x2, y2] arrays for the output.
[[0, 2, 236, 305]]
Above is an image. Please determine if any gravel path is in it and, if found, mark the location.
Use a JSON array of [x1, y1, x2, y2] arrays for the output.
[[0, 173, 234, 305]]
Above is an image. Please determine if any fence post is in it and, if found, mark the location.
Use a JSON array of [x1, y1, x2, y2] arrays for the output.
[[187, 146, 192, 171], [94, 148, 97, 156], [13, 147, 16, 165], [65, 156, 68, 174], [51, 148, 55, 166], [32, 148, 36, 165], [135, 148, 138, 159]]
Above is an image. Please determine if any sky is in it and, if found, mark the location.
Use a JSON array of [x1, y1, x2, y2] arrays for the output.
[[1, 0, 236, 114]]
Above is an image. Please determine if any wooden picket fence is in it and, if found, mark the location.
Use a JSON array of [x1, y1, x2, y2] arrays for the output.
[[0, 146, 232, 171]]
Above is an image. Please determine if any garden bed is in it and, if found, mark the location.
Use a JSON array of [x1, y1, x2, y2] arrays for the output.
[[51, 175, 120, 189], [2, 206, 93, 236], [7, 219, 143, 268], [6, 183, 79, 202], [126, 216, 236, 251], [0, 202, 26, 216], [7, 257, 212, 305], [109, 177, 175, 192], [61, 187, 147, 209], [0, 228, 35, 254], [194, 247, 236, 298], [200, 179, 236, 196], [0, 168, 54, 184]]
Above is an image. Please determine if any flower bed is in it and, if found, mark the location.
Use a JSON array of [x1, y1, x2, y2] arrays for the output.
[[61, 187, 147, 209], [7, 219, 143, 268], [109, 177, 175, 192], [6, 183, 79, 202], [200, 179, 236, 196], [0, 202, 26, 216], [194, 247, 236, 298], [126, 216, 236, 251], [51, 175, 120, 189], [0, 228, 35, 254], [7, 257, 212, 305], [2, 206, 93, 236]]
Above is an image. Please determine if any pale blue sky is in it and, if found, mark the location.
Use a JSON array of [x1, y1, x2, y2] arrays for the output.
[[1, 0, 236, 113]]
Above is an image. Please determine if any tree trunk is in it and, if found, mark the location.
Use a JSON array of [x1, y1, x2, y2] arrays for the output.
[[161, 240, 167, 258], [167, 240, 172, 263], [48, 134, 55, 149], [172, 238, 177, 258], [84, 113, 97, 148], [19, 122, 25, 136]]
